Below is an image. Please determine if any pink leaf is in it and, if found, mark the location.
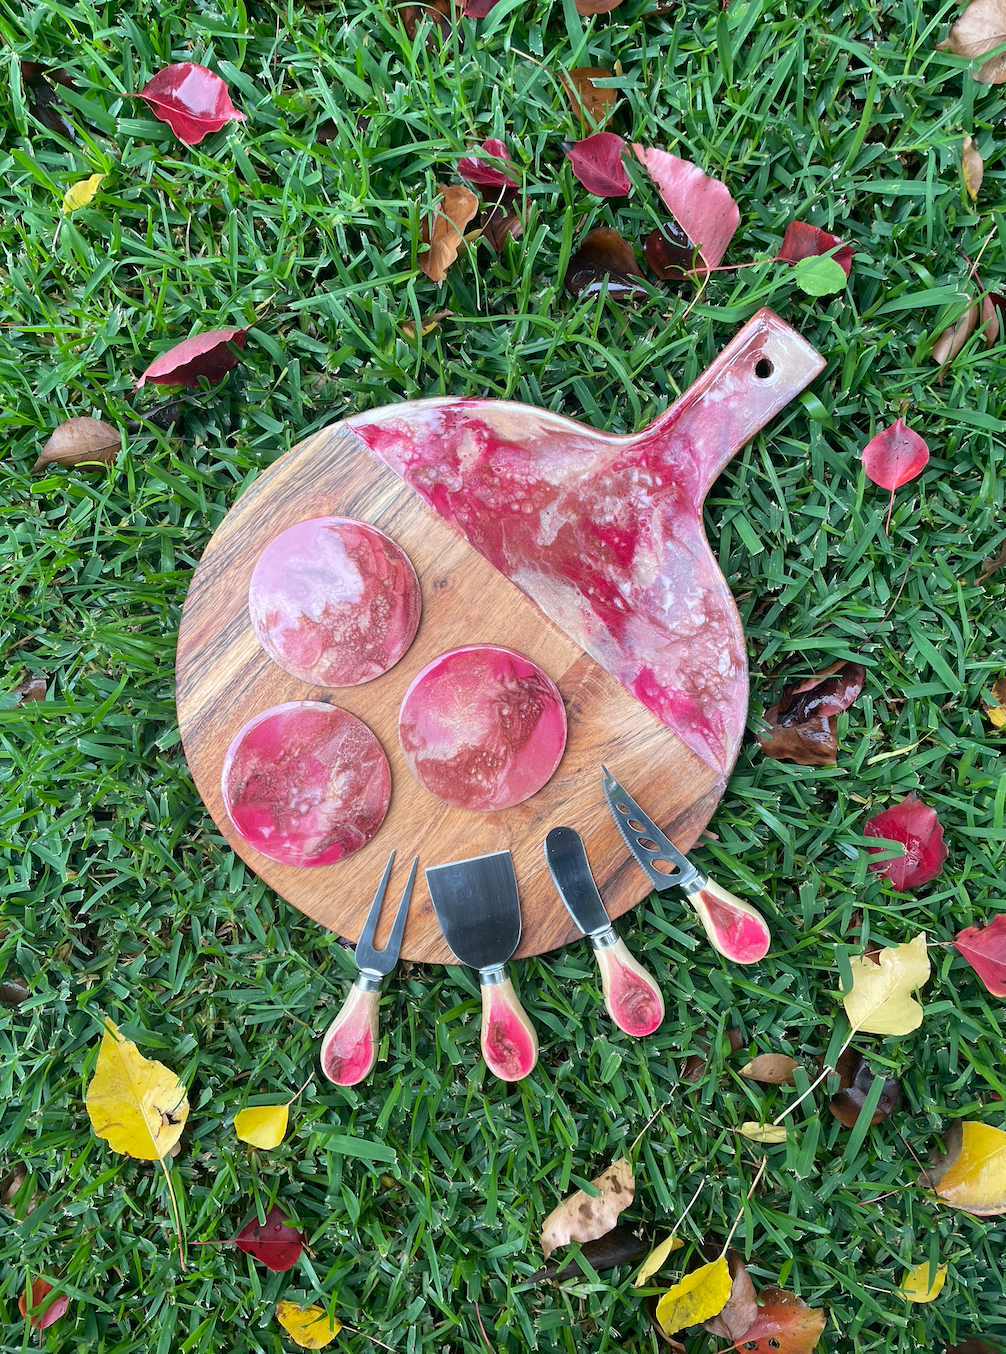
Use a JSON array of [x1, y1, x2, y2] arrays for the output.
[[954, 914, 1006, 997], [138, 63, 246, 146], [565, 132, 631, 197], [860, 418, 930, 532], [136, 327, 247, 389], [19, 1280, 68, 1331], [235, 1205, 304, 1272], [458, 137, 517, 188], [631, 145, 739, 269], [778, 220, 854, 276], [863, 792, 948, 891]]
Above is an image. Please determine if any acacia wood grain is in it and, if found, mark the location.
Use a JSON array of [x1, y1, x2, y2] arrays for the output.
[[176, 421, 725, 963]]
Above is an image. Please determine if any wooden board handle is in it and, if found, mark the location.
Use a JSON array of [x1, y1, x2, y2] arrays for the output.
[[319, 981, 380, 1086], [684, 876, 771, 965], [594, 936, 665, 1037], [480, 974, 539, 1081]]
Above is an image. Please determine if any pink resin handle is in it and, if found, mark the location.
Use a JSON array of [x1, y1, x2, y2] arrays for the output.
[[480, 974, 539, 1081], [684, 876, 771, 965], [319, 982, 380, 1086], [594, 937, 665, 1037]]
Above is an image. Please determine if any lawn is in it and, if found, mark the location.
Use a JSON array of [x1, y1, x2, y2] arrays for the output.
[[2, 0, 1006, 1351]]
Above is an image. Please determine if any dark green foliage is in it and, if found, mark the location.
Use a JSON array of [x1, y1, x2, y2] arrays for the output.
[[1, 0, 1005, 1351]]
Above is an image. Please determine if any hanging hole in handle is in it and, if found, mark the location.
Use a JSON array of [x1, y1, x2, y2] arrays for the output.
[[754, 357, 774, 379]]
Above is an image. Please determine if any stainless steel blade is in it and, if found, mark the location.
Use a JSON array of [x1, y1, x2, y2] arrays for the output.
[[425, 850, 521, 971], [600, 765, 706, 893], [544, 827, 613, 939]]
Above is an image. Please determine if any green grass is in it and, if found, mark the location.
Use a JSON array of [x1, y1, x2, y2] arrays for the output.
[[2, 0, 1006, 1350]]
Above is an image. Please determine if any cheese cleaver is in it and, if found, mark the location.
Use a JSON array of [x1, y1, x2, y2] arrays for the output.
[[425, 850, 539, 1081]]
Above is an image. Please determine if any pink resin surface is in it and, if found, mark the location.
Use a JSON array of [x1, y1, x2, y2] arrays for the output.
[[605, 959, 663, 1036], [249, 517, 421, 687], [347, 309, 825, 777], [221, 701, 390, 867], [398, 645, 567, 810]]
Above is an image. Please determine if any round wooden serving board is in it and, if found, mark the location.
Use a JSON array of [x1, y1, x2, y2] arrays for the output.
[[176, 422, 724, 964]]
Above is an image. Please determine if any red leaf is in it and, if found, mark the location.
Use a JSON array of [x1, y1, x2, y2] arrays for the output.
[[235, 1205, 304, 1272], [565, 132, 630, 197], [458, 138, 517, 188], [138, 63, 246, 146], [136, 327, 247, 389], [863, 792, 948, 891], [731, 1287, 826, 1354], [631, 145, 739, 269], [778, 221, 853, 276], [860, 418, 929, 531], [462, 0, 499, 14], [954, 914, 1006, 996], [19, 1279, 68, 1330]]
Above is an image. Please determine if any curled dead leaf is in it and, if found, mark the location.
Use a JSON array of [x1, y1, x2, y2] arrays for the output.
[[682, 1028, 743, 1083], [740, 1053, 800, 1085], [402, 0, 451, 38], [0, 977, 31, 1005], [562, 68, 617, 125], [828, 1048, 900, 1128], [937, 0, 1006, 82], [0, 1165, 27, 1205], [933, 300, 980, 367], [481, 195, 523, 252], [731, 1286, 827, 1353], [758, 660, 864, 766], [401, 309, 452, 339], [644, 220, 696, 280], [704, 1252, 759, 1341], [963, 135, 985, 198], [565, 227, 646, 300], [575, 0, 622, 10], [420, 185, 479, 282], [540, 1157, 634, 1259], [531, 1225, 649, 1282], [34, 417, 120, 472]]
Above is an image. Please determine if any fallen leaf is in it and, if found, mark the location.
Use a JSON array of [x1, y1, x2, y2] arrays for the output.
[[656, 1256, 732, 1335], [21, 61, 75, 137], [420, 184, 479, 282], [18, 1279, 68, 1331], [901, 1260, 947, 1302], [864, 793, 948, 890], [937, 0, 1006, 83], [932, 299, 980, 367], [234, 1104, 288, 1150], [275, 1301, 342, 1349], [16, 677, 48, 705], [565, 227, 646, 300], [85, 1019, 188, 1160], [0, 977, 31, 1004], [977, 541, 1006, 585], [981, 288, 1001, 345], [682, 1028, 743, 1083], [946, 1340, 1003, 1354], [463, 0, 500, 14], [778, 220, 854, 275], [0, 1164, 26, 1205], [758, 660, 865, 767], [137, 63, 246, 145], [842, 933, 930, 1036], [704, 1253, 759, 1341], [562, 68, 617, 125], [565, 131, 631, 196], [125, 400, 181, 435], [730, 1287, 827, 1354], [401, 309, 452, 339], [457, 138, 517, 188], [632, 146, 739, 270], [963, 135, 985, 197], [740, 1054, 801, 1085], [62, 173, 105, 214], [644, 220, 697, 280], [575, 0, 623, 12], [860, 418, 930, 532], [738, 1123, 787, 1143], [531, 1225, 650, 1282], [828, 1048, 900, 1127], [481, 197, 523, 251], [402, 0, 451, 37], [793, 255, 848, 297], [634, 1234, 685, 1287], [136, 327, 247, 389], [922, 1121, 1006, 1214], [34, 417, 120, 472], [541, 1157, 634, 1259], [954, 913, 1006, 995], [236, 1204, 305, 1271]]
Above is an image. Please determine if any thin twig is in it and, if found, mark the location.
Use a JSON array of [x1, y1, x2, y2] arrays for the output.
[[341, 1323, 396, 1352], [772, 1031, 856, 1127], [719, 1158, 767, 1256], [861, 544, 915, 642], [473, 1301, 495, 1354]]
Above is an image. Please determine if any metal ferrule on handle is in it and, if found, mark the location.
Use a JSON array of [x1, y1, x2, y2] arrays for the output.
[[588, 926, 619, 951]]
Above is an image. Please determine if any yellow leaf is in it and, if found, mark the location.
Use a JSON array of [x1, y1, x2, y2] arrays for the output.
[[900, 1260, 947, 1302], [540, 1157, 634, 1259], [62, 174, 105, 214], [234, 1104, 289, 1150], [655, 1256, 732, 1335], [842, 932, 929, 1035], [633, 1234, 684, 1287], [275, 1301, 342, 1349], [985, 703, 1006, 729], [928, 1121, 1006, 1215], [85, 1020, 188, 1160], [738, 1123, 787, 1143]]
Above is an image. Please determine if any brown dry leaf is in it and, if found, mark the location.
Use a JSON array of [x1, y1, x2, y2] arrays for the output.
[[758, 660, 864, 767], [963, 135, 985, 197], [401, 309, 452, 339], [565, 227, 646, 300], [828, 1048, 901, 1128], [481, 197, 523, 252], [402, 0, 451, 39], [16, 677, 47, 705], [938, 0, 1006, 82], [0, 1165, 26, 1206], [739, 1054, 800, 1085], [704, 1253, 759, 1341], [540, 1157, 634, 1259], [976, 544, 1006, 586], [682, 1028, 743, 1083], [531, 1225, 650, 1282], [933, 300, 980, 367], [420, 185, 479, 282], [574, 0, 623, 11], [0, 977, 31, 1006], [34, 417, 120, 472], [562, 68, 617, 125], [946, 1341, 1004, 1354]]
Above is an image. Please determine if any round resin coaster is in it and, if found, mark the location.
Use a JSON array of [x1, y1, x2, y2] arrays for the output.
[[221, 701, 391, 867], [398, 645, 567, 811], [249, 516, 421, 687]]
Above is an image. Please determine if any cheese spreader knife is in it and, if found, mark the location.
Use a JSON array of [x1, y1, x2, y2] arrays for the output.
[[425, 850, 539, 1082], [320, 851, 417, 1086], [601, 766, 771, 964], [544, 826, 664, 1037]]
